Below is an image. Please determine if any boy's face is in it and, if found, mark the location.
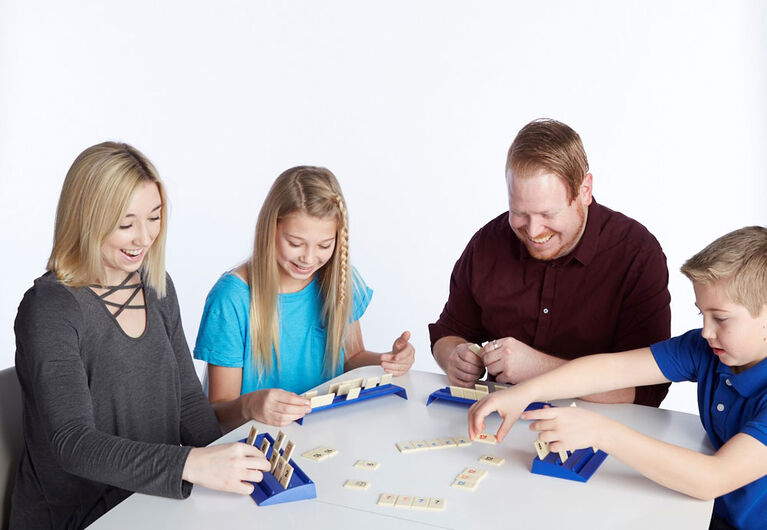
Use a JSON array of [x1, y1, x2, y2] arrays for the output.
[[694, 280, 767, 371]]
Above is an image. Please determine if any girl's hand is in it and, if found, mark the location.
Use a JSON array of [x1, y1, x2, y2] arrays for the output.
[[521, 406, 611, 453], [241, 388, 311, 426], [468, 387, 530, 442], [380, 331, 415, 376], [183, 442, 271, 495]]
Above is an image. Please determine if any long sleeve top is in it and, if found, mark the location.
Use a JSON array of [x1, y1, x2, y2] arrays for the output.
[[11, 272, 222, 530]]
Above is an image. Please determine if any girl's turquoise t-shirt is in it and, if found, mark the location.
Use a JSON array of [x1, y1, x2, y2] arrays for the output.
[[193, 271, 373, 395]]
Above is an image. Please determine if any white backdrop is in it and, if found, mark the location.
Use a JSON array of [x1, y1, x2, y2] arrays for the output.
[[1, 1, 766, 415]]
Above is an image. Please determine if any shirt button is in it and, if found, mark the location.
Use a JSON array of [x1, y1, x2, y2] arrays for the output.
[[543, 308, 549, 314], [725, 378, 732, 386], [716, 403, 725, 412]]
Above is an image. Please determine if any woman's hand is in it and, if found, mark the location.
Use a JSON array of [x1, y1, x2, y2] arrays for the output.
[[183, 442, 271, 495]]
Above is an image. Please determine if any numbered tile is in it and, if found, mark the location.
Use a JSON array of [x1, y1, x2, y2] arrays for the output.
[[354, 460, 380, 471], [478, 454, 504, 466], [377, 493, 397, 507], [343, 479, 370, 491], [427, 498, 446, 511]]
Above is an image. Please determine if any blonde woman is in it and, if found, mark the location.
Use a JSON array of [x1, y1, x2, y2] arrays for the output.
[[194, 166, 415, 430], [11, 142, 269, 530]]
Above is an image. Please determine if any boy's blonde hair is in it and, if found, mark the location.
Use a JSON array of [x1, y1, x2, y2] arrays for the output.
[[248, 166, 354, 378], [48, 142, 168, 297], [681, 226, 767, 317]]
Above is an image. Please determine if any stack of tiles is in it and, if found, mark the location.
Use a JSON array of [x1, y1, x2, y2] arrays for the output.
[[448, 383, 490, 401], [301, 446, 339, 462], [304, 373, 394, 408], [254, 429, 296, 488], [395, 435, 472, 453], [451, 466, 488, 491], [377, 494, 446, 511]]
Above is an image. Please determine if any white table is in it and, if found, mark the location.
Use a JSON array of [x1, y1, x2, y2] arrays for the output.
[[92, 367, 714, 529]]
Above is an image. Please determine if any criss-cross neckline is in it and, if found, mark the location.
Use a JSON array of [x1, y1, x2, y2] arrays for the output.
[[90, 273, 146, 318]]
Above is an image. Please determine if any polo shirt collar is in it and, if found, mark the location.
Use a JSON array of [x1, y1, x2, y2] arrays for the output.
[[715, 356, 767, 397], [516, 198, 601, 267]]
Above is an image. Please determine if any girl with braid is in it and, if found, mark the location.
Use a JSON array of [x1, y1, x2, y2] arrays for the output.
[[194, 166, 415, 429]]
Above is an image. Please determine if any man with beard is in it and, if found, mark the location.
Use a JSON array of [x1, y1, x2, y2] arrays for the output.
[[429, 119, 671, 406]]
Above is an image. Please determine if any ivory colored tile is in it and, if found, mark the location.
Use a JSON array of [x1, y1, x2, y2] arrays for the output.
[[449, 385, 462, 397], [245, 426, 258, 446], [396, 441, 416, 453], [310, 393, 335, 408], [346, 387, 361, 400], [328, 382, 341, 394], [558, 450, 569, 463], [534, 439, 549, 460], [463, 388, 477, 401], [377, 493, 397, 507], [301, 446, 338, 462], [354, 460, 380, 470], [411, 497, 429, 510], [269, 450, 280, 472], [274, 456, 286, 479], [273, 431, 286, 453], [425, 439, 443, 450], [461, 467, 487, 480], [279, 464, 294, 488], [408, 440, 427, 451], [451, 478, 478, 490], [474, 432, 497, 444], [478, 454, 504, 466], [337, 383, 352, 396], [349, 377, 364, 388], [363, 376, 379, 389], [467, 343, 483, 357], [474, 384, 489, 393], [343, 479, 370, 490], [380, 373, 393, 385], [395, 495, 413, 508], [437, 437, 458, 448], [453, 436, 472, 447], [260, 438, 271, 456], [282, 440, 295, 462], [303, 390, 318, 398], [427, 498, 446, 511]]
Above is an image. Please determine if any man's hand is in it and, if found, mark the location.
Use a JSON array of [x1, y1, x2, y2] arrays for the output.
[[445, 342, 486, 387], [482, 337, 549, 384]]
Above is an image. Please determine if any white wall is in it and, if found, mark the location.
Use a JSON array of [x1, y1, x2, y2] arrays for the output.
[[1, 1, 765, 415]]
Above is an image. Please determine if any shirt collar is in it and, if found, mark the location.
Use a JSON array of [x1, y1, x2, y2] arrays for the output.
[[516, 198, 601, 267], [715, 356, 767, 397]]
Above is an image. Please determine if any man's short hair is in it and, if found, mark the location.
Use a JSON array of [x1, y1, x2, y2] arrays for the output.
[[681, 226, 767, 317], [506, 118, 589, 203]]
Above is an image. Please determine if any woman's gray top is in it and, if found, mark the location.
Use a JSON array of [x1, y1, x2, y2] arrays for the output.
[[11, 272, 222, 529]]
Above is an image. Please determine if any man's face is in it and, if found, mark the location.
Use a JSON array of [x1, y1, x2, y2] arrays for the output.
[[506, 166, 592, 261]]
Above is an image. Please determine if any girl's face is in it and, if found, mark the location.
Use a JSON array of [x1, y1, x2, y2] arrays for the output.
[[100, 181, 162, 285], [275, 211, 337, 293]]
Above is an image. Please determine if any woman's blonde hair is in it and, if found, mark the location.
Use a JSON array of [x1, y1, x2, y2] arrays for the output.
[[47, 141, 169, 296], [248, 166, 353, 378]]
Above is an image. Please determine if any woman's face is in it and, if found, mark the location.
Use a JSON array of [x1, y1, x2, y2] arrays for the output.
[[100, 181, 163, 285]]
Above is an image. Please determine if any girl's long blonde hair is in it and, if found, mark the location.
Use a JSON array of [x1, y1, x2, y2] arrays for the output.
[[47, 142, 168, 296], [248, 166, 353, 378]]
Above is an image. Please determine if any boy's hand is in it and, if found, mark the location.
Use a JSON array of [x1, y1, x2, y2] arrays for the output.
[[380, 330, 415, 376], [521, 406, 610, 453], [467, 388, 530, 443]]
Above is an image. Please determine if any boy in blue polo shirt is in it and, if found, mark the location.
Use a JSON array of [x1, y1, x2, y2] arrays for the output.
[[468, 226, 767, 529]]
